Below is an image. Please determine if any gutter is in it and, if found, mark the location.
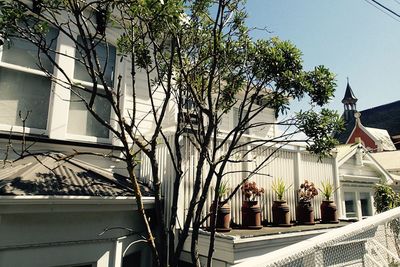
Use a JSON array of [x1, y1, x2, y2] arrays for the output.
[[0, 195, 155, 214]]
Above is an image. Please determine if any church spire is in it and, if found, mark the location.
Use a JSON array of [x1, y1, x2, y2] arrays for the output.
[[342, 78, 358, 121], [341, 78, 358, 110]]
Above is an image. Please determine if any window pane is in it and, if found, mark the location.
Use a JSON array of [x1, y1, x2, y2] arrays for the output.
[[344, 192, 356, 218], [360, 192, 371, 216], [67, 89, 111, 138], [74, 38, 116, 85], [0, 68, 50, 129], [2, 28, 58, 72]]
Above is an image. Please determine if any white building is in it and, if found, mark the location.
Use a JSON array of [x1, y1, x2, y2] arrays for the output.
[[0, 3, 396, 267]]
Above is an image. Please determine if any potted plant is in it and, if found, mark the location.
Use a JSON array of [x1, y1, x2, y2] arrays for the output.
[[241, 181, 264, 229], [271, 178, 292, 227], [296, 179, 318, 225], [319, 181, 339, 224], [214, 180, 231, 232]]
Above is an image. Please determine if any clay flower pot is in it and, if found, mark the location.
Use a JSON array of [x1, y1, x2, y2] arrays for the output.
[[216, 202, 231, 232], [272, 200, 291, 227], [296, 200, 315, 225], [320, 200, 339, 224], [242, 200, 262, 229]]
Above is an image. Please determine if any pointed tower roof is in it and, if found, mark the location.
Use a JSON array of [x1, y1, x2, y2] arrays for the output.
[[342, 79, 358, 104]]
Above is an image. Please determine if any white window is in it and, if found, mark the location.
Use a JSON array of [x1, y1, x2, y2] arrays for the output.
[[0, 28, 58, 131], [233, 107, 249, 134], [67, 38, 115, 139]]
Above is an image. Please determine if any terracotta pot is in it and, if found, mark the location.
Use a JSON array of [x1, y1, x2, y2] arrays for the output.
[[320, 200, 339, 224], [296, 200, 315, 225], [242, 200, 262, 229], [272, 200, 291, 227], [216, 202, 231, 232]]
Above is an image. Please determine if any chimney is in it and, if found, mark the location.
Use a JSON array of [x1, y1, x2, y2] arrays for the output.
[[355, 144, 363, 166]]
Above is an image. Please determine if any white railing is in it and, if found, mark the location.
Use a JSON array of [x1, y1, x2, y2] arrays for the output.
[[235, 206, 400, 267], [141, 134, 337, 227]]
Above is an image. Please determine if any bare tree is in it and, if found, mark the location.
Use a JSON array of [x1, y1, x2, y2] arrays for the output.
[[0, 1, 343, 266]]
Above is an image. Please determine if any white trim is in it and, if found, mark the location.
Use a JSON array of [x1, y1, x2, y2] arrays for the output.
[[0, 62, 50, 77], [345, 121, 358, 145], [0, 196, 155, 214], [184, 228, 340, 265], [72, 79, 107, 90], [340, 174, 380, 183], [345, 119, 379, 148], [0, 195, 154, 203], [65, 133, 111, 144], [234, 206, 400, 267], [363, 155, 394, 182], [336, 144, 394, 182], [0, 124, 48, 136], [337, 145, 359, 167]]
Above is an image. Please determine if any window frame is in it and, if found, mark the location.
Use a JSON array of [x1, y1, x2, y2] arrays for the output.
[[0, 34, 57, 135], [65, 36, 119, 143], [342, 188, 374, 220]]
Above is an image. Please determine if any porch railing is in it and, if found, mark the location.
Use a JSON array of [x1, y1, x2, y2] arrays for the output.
[[235, 206, 400, 267]]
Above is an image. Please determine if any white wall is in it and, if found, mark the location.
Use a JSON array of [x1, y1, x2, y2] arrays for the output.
[[141, 136, 337, 226], [0, 207, 152, 267]]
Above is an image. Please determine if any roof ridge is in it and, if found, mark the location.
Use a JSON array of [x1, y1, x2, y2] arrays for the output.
[[361, 100, 400, 113]]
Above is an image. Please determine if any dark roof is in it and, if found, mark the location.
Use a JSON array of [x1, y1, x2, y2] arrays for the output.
[[335, 101, 400, 147], [359, 100, 400, 137], [334, 115, 355, 143], [0, 153, 153, 197], [341, 82, 358, 104]]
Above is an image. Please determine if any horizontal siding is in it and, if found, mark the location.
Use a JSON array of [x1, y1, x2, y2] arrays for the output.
[[122, 57, 174, 137], [249, 108, 276, 139]]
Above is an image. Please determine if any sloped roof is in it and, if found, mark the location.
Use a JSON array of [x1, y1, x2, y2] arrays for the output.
[[334, 117, 356, 144], [371, 151, 400, 171], [335, 143, 394, 182], [335, 101, 400, 147], [0, 153, 153, 197], [335, 143, 359, 163], [341, 82, 358, 104], [360, 101, 400, 137], [365, 127, 396, 151]]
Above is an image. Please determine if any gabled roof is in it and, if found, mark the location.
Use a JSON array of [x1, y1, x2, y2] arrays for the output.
[[0, 153, 153, 197], [334, 116, 356, 144], [334, 143, 394, 182], [335, 143, 359, 163], [364, 127, 396, 151], [371, 151, 400, 171], [360, 100, 400, 137], [335, 100, 400, 147]]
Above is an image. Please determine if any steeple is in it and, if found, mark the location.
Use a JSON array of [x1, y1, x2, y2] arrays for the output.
[[342, 78, 358, 121]]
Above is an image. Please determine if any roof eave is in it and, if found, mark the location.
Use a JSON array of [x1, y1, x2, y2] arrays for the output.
[[0, 195, 155, 214]]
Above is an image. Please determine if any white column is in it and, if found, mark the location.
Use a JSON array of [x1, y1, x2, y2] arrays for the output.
[[332, 154, 343, 218], [47, 32, 75, 140], [97, 251, 110, 267], [293, 147, 301, 202], [356, 192, 362, 220], [113, 238, 123, 267]]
